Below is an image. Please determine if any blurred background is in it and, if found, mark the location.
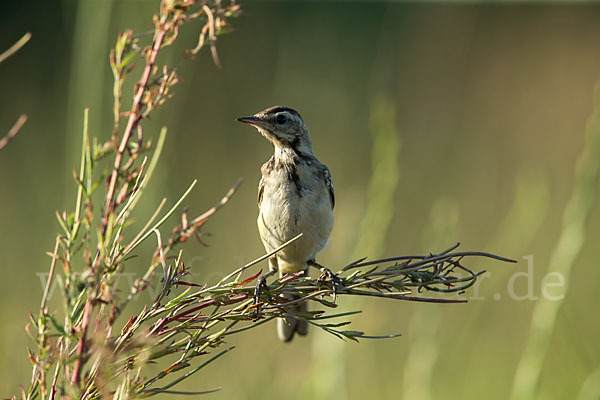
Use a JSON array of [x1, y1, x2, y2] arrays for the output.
[[2, 1, 600, 399]]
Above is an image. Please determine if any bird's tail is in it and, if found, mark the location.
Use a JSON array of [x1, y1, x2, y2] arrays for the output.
[[275, 264, 309, 342], [277, 293, 309, 342]]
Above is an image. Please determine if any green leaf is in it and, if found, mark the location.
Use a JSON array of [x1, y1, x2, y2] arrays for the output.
[[47, 314, 66, 335], [119, 50, 136, 70], [55, 211, 70, 236], [341, 330, 364, 343]]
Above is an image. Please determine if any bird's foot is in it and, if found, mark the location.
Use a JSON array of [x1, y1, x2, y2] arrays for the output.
[[308, 260, 345, 301], [253, 267, 278, 306], [254, 274, 270, 305], [317, 267, 344, 286]]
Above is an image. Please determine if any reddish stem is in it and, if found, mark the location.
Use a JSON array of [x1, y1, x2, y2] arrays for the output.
[[71, 299, 93, 384], [103, 28, 167, 231]]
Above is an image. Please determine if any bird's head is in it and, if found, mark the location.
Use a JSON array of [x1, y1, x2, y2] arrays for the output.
[[237, 106, 312, 153]]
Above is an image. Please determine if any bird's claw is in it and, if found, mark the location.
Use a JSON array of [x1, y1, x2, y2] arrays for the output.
[[254, 275, 269, 305], [318, 267, 345, 301], [318, 267, 343, 284]]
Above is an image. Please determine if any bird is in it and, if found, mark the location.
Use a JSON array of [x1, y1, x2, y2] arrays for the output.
[[237, 105, 335, 342]]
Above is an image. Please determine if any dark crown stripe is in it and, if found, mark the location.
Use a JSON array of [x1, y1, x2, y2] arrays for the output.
[[263, 105, 301, 118]]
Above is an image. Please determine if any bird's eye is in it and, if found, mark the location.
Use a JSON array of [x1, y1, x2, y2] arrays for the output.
[[276, 114, 287, 125]]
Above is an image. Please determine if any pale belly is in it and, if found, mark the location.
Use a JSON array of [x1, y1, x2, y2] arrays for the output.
[[258, 184, 333, 274]]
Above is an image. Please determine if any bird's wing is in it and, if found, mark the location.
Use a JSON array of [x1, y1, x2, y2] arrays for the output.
[[258, 156, 274, 208], [324, 165, 335, 209], [257, 175, 265, 208]]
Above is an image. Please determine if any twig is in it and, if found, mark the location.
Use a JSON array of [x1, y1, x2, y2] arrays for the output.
[[152, 228, 168, 282], [71, 298, 93, 384], [190, 178, 242, 226], [220, 233, 303, 284], [0, 32, 31, 64], [201, 5, 222, 68], [0, 114, 27, 151], [123, 179, 198, 256], [48, 342, 62, 400], [41, 237, 61, 311]]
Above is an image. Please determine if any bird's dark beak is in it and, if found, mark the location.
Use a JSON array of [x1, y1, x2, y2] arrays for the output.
[[237, 116, 260, 125], [237, 116, 270, 131]]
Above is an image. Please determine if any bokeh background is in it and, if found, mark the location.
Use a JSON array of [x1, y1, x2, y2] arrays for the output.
[[2, 1, 600, 399]]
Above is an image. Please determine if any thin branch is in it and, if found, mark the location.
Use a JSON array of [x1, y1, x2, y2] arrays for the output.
[[220, 233, 303, 284], [48, 343, 62, 400], [123, 179, 198, 256], [0, 32, 31, 64], [190, 178, 242, 226], [71, 298, 93, 384], [201, 5, 221, 68], [0, 114, 27, 151], [41, 236, 61, 311]]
